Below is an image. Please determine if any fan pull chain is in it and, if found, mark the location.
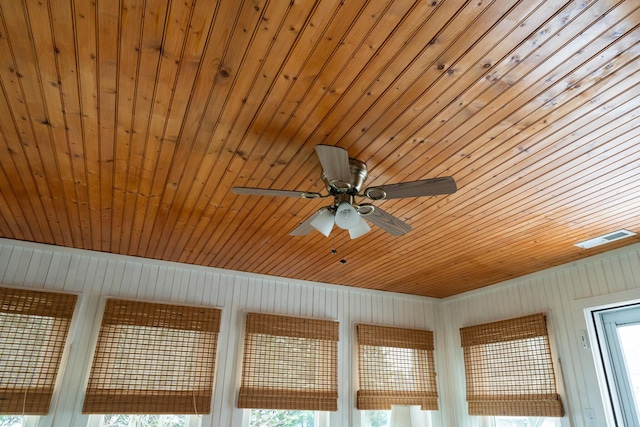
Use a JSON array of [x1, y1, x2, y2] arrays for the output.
[[329, 231, 347, 263]]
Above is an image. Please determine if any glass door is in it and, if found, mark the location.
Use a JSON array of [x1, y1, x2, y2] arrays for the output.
[[595, 304, 640, 427]]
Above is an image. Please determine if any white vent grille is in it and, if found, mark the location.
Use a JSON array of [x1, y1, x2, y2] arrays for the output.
[[602, 231, 631, 241], [575, 229, 636, 249]]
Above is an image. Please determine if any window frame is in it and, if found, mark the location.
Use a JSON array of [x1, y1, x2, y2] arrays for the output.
[[81, 297, 222, 415], [237, 312, 339, 412], [459, 313, 564, 417], [355, 324, 438, 411], [591, 303, 640, 427], [575, 288, 640, 427], [0, 287, 79, 417]]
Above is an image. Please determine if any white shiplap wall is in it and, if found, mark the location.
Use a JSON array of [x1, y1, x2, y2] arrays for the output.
[[438, 244, 640, 427], [3, 238, 640, 426], [0, 238, 441, 427]]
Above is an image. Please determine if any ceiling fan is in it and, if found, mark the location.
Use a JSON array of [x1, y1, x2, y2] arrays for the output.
[[232, 145, 457, 239]]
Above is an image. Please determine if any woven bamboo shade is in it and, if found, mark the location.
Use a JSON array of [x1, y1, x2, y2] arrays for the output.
[[82, 299, 221, 414], [356, 324, 438, 410], [0, 287, 77, 415], [459, 313, 564, 417], [238, 313, 339, 411]]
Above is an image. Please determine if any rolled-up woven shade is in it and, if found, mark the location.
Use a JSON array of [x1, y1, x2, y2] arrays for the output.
[[356, 324, 438, 410], [238, 313, 339, 411], [82, 299, 221, 414], [460, 313, 564, 417], [0, 287, 77, 415]]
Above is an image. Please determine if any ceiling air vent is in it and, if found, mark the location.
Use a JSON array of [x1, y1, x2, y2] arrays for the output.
[[575, 229, 637, 249]]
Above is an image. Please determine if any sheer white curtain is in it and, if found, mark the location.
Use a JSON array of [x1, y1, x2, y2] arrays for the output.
[[389, 406, 431, 427]]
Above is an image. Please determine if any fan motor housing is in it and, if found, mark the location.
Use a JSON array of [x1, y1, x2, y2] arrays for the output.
[[321, 158, 368, 194]]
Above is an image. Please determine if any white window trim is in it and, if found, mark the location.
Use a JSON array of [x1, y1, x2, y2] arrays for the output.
[[592, 304, 640, 427], [573, 287, 640, 427]]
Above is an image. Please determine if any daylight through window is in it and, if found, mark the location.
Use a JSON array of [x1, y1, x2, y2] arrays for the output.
[[460, 314, 563, 417], [83, 299, 221, 415], [592, 303, 640, 426], [0, 288, 77, 415], [248, 409, 316, 427]]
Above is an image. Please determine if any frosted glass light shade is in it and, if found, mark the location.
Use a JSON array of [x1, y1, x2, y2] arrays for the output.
[[335, 202, 360, 230], [348, 217, 371, 239], [310, 209, 335, 237]]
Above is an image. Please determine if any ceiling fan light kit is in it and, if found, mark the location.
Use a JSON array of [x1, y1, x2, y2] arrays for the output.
[[232, 145, 457, 239], [310, 209, 335, 237], [309, 203, 372, 240], [348, 218, 371, 240], [335, 202, 360, 229]]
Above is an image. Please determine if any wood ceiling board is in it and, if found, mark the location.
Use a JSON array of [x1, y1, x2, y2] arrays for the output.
[[1, 0, 639, 297]]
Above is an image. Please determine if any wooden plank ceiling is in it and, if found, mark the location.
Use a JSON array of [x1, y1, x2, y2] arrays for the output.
[[0, 0, 639, 298]]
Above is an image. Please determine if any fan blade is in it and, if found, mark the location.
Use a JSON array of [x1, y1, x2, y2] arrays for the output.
[[361, 205, 412, 236], [315, 145, 352, 188], [232, 187, 322, 199], [363, 176, 456, 200], [290, 209, 325, 236]]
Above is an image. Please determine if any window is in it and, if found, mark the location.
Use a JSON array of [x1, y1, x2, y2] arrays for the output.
[[356, 324, 438, 410], [0, 287, 77, 415], [0, 416, 37, 427], [459, 314, 564, 417], [361, 410, 391, 427], [362, 406, 431, 427], [592, 303, 640, 426], [248, 409, 320, 427], [99, 414, 195, 427], [86, 414, 201, 427], [493, 416, 559, 426], [238, 313, 339, 411], [82, 299, 221, 415]]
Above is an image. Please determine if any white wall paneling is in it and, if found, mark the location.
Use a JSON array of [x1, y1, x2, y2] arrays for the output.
[[2, 238, 640, 426], [0, 238, 440, 427], [439, 243, 640, 427]]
